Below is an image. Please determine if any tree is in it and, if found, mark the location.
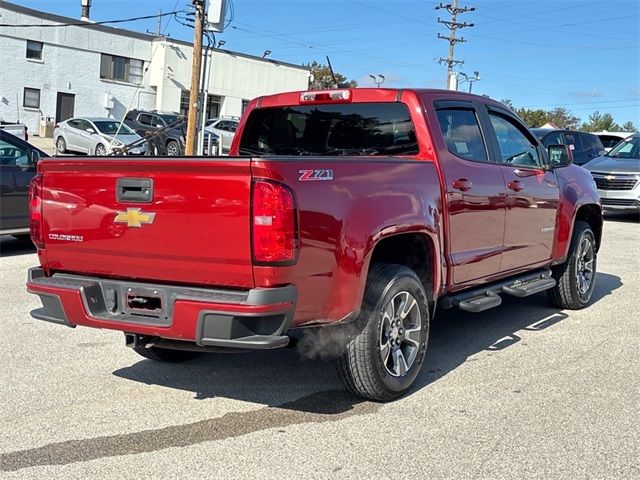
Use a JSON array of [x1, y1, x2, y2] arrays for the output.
[[515, 108, 548, 128], [621, 121, 638, 133], [581, 111, 620, 132], [546, 107, 580, 130], [304, 61, 358, 90]]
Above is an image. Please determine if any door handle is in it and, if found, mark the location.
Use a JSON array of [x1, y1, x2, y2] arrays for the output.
[[452, 178, 473, 192], [507, 180, 524, 192]]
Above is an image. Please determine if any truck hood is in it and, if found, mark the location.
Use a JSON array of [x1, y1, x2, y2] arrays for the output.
[[583, 155, 640, 174]]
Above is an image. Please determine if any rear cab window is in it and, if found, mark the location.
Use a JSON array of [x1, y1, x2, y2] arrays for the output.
[[238, 102, 419, 156]]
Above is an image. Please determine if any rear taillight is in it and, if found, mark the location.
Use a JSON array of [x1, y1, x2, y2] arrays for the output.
[[29, 173, 44, 248], [252, 180, 297, 264]]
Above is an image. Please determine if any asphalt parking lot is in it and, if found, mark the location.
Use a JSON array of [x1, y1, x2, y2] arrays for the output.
[[0, 215, 638, 479]]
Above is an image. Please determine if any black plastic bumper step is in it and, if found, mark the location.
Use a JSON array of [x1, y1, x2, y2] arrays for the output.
[[502, 277, 556, 297], [458, 292, 502, 313]]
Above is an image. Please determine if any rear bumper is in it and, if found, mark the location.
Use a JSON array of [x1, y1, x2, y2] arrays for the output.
[[26, 268, 296, 350]]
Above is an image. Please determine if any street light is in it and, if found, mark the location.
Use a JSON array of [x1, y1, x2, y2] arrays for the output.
[[262, 50, 272, 58], [458, 71, 480, 93], [369, 74, 385, 88], [216, 40, 226, 48]]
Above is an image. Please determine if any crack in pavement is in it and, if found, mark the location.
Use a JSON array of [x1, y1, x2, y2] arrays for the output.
[[0, 390, 379, 472]]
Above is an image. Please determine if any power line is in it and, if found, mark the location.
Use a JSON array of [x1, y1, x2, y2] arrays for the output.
[[435, 1, 475, 90], [0, 10, 181, 28]]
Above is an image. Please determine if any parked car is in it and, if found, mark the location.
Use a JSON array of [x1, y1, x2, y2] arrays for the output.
[[0, 129, 47, 236], [0, 121, 28, 141], [591, 131, 634, 152], [26, 88, 602, 402], [584, 133, 640, 214], [54, 118, 147, 156], [124, 110, 186, 156], [532, 128, 605, 166], [204, 117, 239, 152]]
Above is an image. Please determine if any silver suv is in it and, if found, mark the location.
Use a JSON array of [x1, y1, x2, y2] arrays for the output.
[[584, 133, 640, 214]]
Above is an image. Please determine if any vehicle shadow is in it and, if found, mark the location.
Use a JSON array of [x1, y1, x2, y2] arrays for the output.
[[113, 271, 622, 413], [0, 236, 36, 257]]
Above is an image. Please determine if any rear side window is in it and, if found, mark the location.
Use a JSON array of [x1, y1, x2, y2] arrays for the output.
[[137, 113, 152, 126], [239, 102, 418, 156], [583, 133, 604, 152], [435, 109, 488, 162]]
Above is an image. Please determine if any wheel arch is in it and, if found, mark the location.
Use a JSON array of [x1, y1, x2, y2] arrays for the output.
[[366, 231, 438, 308], [574, 203, 603, 252]]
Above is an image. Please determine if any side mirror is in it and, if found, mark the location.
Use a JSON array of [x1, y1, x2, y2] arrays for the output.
[[30, 149, 41, 165], [86, 128, 95, 134], [548, 144, 573, 168]]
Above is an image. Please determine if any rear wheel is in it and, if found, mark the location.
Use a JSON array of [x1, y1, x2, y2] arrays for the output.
[[132, 345, 199, 363], [56, 136, 67, 154], [548, 221, 597, 309], [336, 264, 430, 402]]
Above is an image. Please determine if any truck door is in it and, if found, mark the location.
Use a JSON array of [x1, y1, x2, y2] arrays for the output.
[[0, 132, 36, 231], [483, 106, 560, 271], [428, 98, 507, 286]]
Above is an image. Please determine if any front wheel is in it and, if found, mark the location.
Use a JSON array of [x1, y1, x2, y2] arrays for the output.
[[548, 221, 597, 309], [166, 140, 180, 156], [95, 143, 108, 156], [336, 264, 430, 402]]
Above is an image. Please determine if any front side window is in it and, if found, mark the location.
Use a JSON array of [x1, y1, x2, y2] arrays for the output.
[[23, 88, 40, 108], [26, 40, 43, 60], [239, 102, 418, 156], [436, 108, 488, 162], [541, 131, 563, 147], [489, 113, 542, 168]]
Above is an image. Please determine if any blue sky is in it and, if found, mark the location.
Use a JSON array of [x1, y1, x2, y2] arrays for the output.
[[7, 0, 640, 126]]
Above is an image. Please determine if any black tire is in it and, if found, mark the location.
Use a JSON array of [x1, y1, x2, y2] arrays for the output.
[[132, 345, 199, 363], [548, 221, 597, 309], [56, 136, 67, 154], [166, 140, 180, 156], [336, 264, 430, 402]]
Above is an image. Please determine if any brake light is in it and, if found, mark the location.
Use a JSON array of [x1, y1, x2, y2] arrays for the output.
[[252, 180, 296, 264], [299, 89, 351, 104], [29, 173, 44, 249]]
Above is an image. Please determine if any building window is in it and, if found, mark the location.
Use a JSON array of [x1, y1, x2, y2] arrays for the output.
[[100, 54, 144, 84], [180, 90, 190, 117], [23, 88, 41, 109], [242, 99, 250, 113], [26, 40, 43, 60]]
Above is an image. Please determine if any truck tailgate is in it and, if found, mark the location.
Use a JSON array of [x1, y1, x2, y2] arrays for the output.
[[39, 158, 254, 288]]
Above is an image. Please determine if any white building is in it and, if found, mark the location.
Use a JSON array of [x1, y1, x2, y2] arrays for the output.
[[0, 2, 310, 134]]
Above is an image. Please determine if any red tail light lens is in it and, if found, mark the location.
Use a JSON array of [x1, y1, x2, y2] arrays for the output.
[[29, 173, 44, 248], [252, 180, 296, 264]]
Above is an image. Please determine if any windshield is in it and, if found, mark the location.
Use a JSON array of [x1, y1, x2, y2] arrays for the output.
[[607, 136, 639, 159], [93, 121, 136, 135], [239, 102, 419, 156]]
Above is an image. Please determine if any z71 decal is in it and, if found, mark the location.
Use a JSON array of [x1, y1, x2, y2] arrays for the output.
[[298, 169, 334, 181]]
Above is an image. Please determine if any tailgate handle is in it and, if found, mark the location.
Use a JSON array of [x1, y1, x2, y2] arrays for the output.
[[116, 178, 153, 203]]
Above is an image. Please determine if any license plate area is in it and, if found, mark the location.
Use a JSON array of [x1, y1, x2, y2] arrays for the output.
[[124, 288, 166, 318]]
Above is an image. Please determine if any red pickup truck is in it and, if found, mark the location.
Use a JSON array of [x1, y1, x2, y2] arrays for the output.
[[26, 88, 602, 401]]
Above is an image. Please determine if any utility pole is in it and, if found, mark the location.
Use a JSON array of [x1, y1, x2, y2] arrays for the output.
[[185, 0, 206, 156], [436, 0, 475, 90]]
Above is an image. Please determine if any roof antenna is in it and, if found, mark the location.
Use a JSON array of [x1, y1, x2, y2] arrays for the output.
[[326, 55, 339, 89]]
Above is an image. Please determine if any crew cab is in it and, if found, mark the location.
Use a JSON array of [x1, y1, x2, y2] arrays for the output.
[[26, 89, 602, 401]]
